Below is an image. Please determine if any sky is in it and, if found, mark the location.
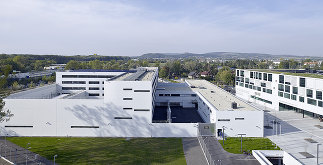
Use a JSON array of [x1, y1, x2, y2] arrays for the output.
[[1, 0, 323, 57]]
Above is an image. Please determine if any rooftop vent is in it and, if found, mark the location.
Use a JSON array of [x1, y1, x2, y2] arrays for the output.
[[231, 102, 238, 109]]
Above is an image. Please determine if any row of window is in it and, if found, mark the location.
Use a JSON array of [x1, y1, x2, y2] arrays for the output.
[[62, 81, 104, 84], [123, 88, 150, 92], [278, 91, 323, 107], [279, 75, 306, 87], [62, 87, 104, 91], [123, 108, 150, 111], [218, 118, 245, 121], [248, 71, 273, 82], [62, 75, 115, 78], [158, 94, 197, 97], [251, 95, 272, 104], [238, 82, 272, 94], [278, 84, 323, 100]]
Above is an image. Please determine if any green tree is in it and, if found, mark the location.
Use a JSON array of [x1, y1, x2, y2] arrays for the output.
[[12, 81, 20, 91], [216, 67, 234, 85], [29, 81, 35, 88], [159, 66, 169, 78], [65, 60, 81, 70]]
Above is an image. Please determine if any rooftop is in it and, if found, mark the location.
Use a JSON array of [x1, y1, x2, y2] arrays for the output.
[[111, 67, 157, 81], [246, 69, 323, 79], [156, 83, 194, 93], [186, 79, 258, 111]]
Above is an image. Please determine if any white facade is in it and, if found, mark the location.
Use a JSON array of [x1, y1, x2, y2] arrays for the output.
[[56, 70, 127, 98], [235, 69, 323, 116], [1, 68, 264, 138]]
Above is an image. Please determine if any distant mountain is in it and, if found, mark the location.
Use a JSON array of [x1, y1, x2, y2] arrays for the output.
[[138, 52, 316, 60]]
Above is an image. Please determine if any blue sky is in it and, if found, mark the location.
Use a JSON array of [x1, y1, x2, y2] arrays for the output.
[[0, 0, 323, 56]]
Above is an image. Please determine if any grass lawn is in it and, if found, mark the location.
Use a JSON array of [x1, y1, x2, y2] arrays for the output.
[[8, 137, 186, 165], [218, 137, 280, 154]]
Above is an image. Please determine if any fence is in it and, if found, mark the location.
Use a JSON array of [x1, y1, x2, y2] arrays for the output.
[[0, 140, 52, 165]]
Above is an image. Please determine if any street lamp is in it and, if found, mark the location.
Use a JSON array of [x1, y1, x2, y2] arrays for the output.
[[25, 143, 30, 165], [318, 144, 321, 165], [54, 154, 58, 165], [238, 134, 246, 153], [222, 126, 225, 147]]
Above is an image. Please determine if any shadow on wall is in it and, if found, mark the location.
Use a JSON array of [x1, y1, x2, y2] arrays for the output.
[[264, 112, 301, 137], [66, 103, 195, 137]]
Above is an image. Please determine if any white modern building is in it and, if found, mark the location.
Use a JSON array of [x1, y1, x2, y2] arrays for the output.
[[1, 67, 264, 137], [235, 69, 323, 118]]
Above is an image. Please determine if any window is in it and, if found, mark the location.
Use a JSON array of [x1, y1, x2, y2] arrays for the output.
[[241, 71, 244, 77], [134, 109, 150, 111], [278, 91, 283, 97], [159, 94, 163, 96], [89, 81, 99, 84], [123, 88, 132, 90], [71, 126, 99, 128], [284, 93, 290, 99], [291, 95, 297, 100], [191, 94, 197, 97], [245, 84, 248, 88], [134, 90, 150, 92], [257, 87, 261, 91], [236, 70, 240, 76], [316, 91, 322, 100], [235, 118, 244, 120], [300, 78, 306, 87], [307, 98, 317, 106], [285, 85, 290, 93], [278, 84, 284, 91], [123, 108, 132, 110], [123, 98, 132, 100], [5, 126, 33, 128], [249, 85, 253, 89], [245, 78, 249, 83], [62, 87, 86, 90], [268, 74, 272, 82], [318, 101, 323, 107], [307, 89, 313, 98], [293, 87, 298, 94], [218, 119, 230, 121], [62, 81, 86, 84], [266, 89, 272, 94], [299, 96, 304, 102], [263, 73, 267, 81], [114, 117, 132, 119], [255, 72, 258, 79], [62, 75, 77, 78], [262, 88, 266, 92], [279, 75, 284, 84], [259, 73, 262, 80], [261, 83, 266, 87], [250, 72, 254, 78], [89, 87, 99, 90], [89, 93, 99, 96], [171, 94, 180, 97]]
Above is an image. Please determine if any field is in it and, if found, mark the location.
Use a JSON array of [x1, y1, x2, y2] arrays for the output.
[[8, 137, 186, 165], [218, 137, 280, 154]]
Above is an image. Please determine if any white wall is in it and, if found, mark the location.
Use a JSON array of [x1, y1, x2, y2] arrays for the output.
[[1, 99, 197, 137], [216, 110, 264, 137], [236, 69, 323, 116]]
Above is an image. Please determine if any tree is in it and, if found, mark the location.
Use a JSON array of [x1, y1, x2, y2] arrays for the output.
[[159, 66, 169, 78], [12, 81, 21, 91], [216, 67, 234, 85], [29, 81, 35, 88], [65, 60, 81, 70], [0, 97, 13, 122]]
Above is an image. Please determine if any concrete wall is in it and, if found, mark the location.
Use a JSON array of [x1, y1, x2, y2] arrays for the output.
[[216, 110, 264, 137], [1, 99, 197, 137]]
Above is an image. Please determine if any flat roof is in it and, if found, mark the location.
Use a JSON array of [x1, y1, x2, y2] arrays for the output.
[[111, 68, 156, 81], [156, 83, 194, 93], [186, 80, 258, 111], [245, 69, 323, 79]]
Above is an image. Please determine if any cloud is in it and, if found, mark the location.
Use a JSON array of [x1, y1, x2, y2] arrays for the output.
[[0, 0, 323, 56]]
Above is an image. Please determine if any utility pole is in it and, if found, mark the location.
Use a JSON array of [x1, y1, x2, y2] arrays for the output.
[[238, 134, 246, 153]]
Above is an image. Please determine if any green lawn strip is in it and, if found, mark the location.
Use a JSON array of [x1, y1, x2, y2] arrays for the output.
[[8, 137, 186, 165], [218, 137, 280, 154]]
